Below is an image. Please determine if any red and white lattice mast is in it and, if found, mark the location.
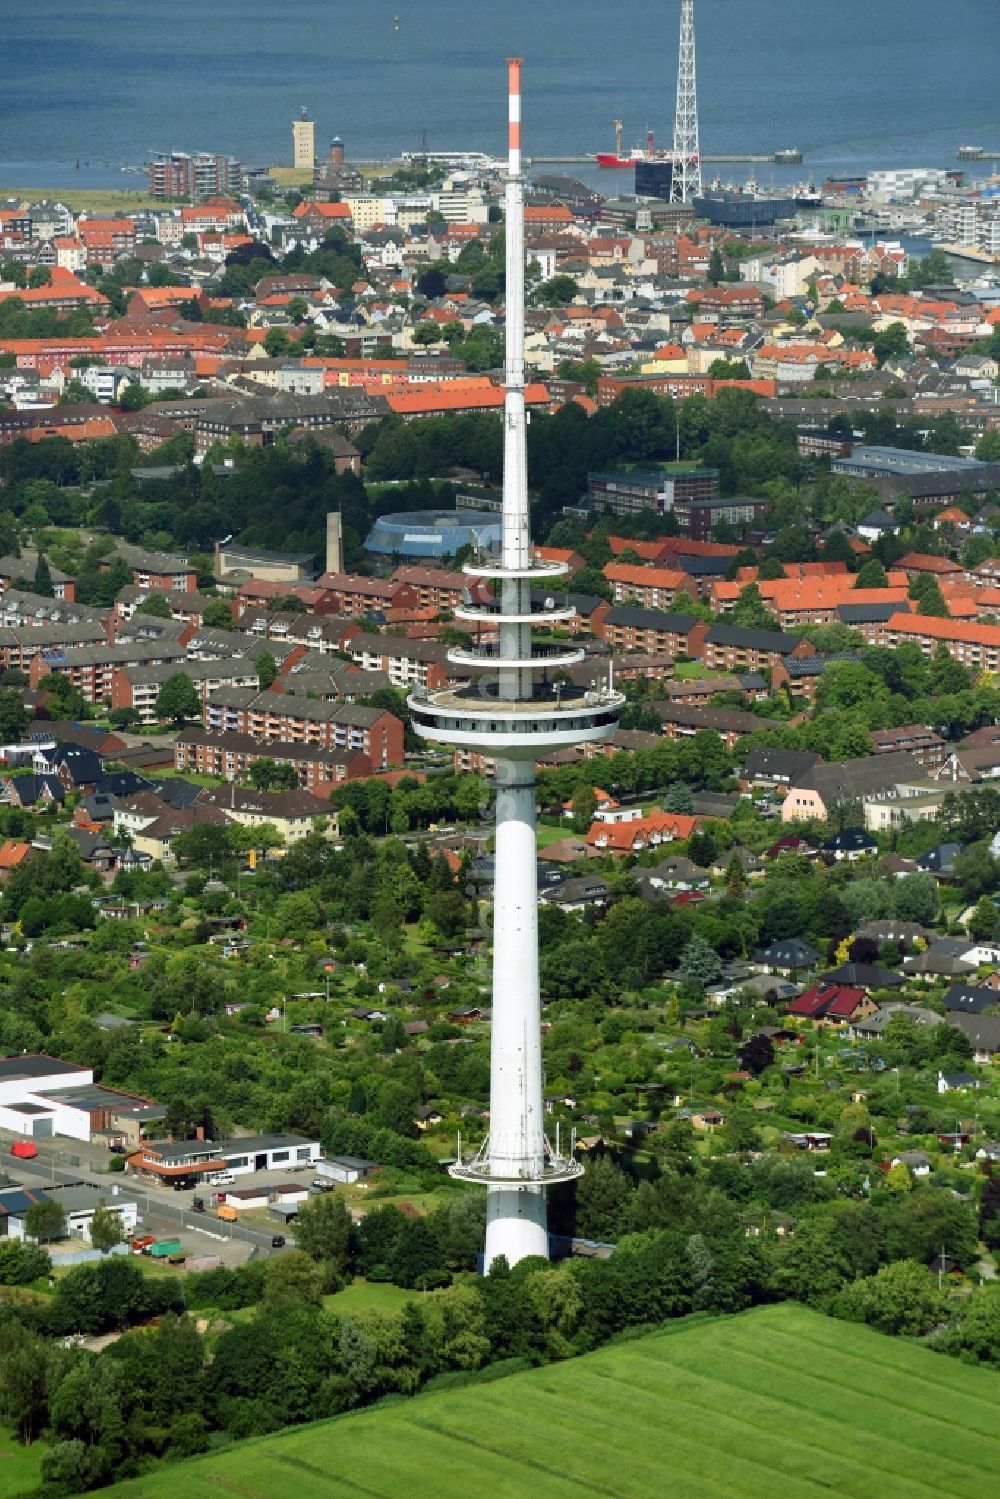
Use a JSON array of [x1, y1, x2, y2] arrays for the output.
[[670, 0, 702, 204]]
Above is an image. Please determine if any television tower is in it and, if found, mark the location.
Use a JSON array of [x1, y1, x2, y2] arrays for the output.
[[670, 0, 702, 204], [408, 60, 623, 1270]]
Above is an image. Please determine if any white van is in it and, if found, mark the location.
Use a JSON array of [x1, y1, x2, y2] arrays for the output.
[[206, 1170, 235, 1186]]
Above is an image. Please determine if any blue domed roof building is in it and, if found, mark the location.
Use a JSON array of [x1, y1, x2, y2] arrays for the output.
[[364, 509, 502, 561]]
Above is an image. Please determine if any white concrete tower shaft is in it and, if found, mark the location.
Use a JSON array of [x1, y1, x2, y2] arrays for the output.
[[484, 58, 548, 1266], [485, 757, 548, 1266], [670, 0, 702, 205]]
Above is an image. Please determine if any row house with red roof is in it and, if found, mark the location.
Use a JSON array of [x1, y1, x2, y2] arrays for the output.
[[385, 379, 551, 422], [896, 551, 963, 584], [585, 811, 699, 855], [0, 268, 108, 316], [710, 578, 910, 630], [313, 572, 412, 617], [0, 327, 233, 372]]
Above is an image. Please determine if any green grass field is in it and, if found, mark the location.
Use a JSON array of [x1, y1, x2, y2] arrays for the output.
[[536, 822, 578, 848], [0, 1428, 47, 1499], [0, 186, 159, 213], [322, 1277, 428, 1316], [103, 1303, 1000, 1498]]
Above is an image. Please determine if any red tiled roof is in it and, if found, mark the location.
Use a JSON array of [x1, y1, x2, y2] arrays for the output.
[[0, 841, 32, 869], [898, 551, 961, 575], [293, 202, 352, 220], [788, 983, 866, 1019], [603, 563, 688, 591], [889, 613, 1000, 649], [585, 811, 698, 850]]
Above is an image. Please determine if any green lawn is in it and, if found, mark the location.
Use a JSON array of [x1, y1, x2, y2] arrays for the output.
[[672, 660, 729, 680], [322, 1276, 431, 1315], [0, 1428, 47, 1498], [104, 1302, 1000, 1498], [536, 822, 577, 848]]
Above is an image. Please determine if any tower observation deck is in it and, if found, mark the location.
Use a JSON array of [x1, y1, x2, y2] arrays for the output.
[[408, 60, 623, 1270]]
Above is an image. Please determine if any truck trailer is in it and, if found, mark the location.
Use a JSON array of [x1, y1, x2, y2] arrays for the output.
[[147, 1238, 182, 1259]]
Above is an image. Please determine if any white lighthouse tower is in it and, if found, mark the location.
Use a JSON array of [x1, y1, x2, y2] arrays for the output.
[[408, 60, 624, 1269]]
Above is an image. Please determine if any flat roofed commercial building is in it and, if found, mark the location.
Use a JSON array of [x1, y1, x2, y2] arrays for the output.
[[0, 1053, 156, 1142], [127, 1132, 321, 1182], [673, 495, 771, 541], [587, 468, 718, 517]]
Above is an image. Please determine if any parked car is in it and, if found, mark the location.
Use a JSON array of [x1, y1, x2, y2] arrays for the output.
[[310, 1178, 335, 1193], [271, 1235, 286, 1249]]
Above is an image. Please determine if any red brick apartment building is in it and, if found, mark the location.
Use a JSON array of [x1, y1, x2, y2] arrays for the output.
[[700, 624, 812, 674], [313, 573, 411, 616], [870, 724, 948, 771], [203, 691, 403, 769], [602, 564, 689, 610], [27, 640, 188, 704], [597, 607, 709, 659], [654, 703, 775, 750], [108, 545, 197, 594], [884, 613, 1000, 671], [234, 580, 340, 615], [174, 728, 372, 792], [391, 566, 489, 613], [596, 374, 776, 406], [77, 217, 137, 268], [345, 632, 456, 691]]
